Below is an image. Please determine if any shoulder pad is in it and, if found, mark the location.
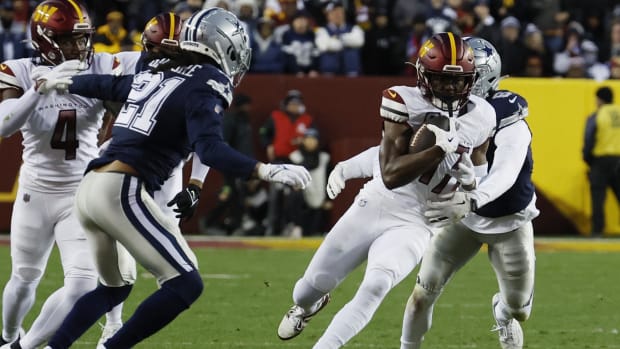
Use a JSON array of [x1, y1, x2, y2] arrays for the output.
[[199, 65, 233, 107], [380, 88, 408, 122], [488, 90, 528, 129], [0, 62, 21, 89]]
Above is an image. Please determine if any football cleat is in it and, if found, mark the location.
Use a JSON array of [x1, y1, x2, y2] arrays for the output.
[[277, 294, 330, 340], [96, 322, 122, 349], [0, 328, 25, 348], [491, 293, 523, 349]]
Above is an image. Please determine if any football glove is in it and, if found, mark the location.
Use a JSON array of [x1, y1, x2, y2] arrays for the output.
[[424, 191, 476, 228], [34, 60, 82, 94], [167, 184, 201, 220], [326, 162, 347, 199], [449, 152, 476, 188], [257, 163, 311, 190], [426, 117, 458, 153]]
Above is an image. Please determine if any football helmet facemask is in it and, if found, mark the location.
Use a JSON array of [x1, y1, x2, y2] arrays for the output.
[[30, 0, 94, 66], [415, 32, 476, 113]]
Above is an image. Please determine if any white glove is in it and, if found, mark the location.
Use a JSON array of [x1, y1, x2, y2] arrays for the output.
[[424, 191, 475, 228], [326, 162, 347, 199], [257, 163, 312, 190], [426, 117, 458, 153], [34, 60, 82, 94], [449, 152, 475, 188]]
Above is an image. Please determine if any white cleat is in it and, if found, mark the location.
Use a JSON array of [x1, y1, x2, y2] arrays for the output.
[[0, 328, 25, 348], [277, 294, 330, 340], [491, 293, 523, 349], [96, 322, 122, 349]]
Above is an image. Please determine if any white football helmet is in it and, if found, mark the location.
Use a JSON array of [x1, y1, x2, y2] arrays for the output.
[[180, 8, 251, 86], [464, 37, 502, 98]]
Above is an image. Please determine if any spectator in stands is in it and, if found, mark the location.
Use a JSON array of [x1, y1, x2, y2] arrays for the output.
[[391, 0, 428, 34], [235, 0, 259, 35], [174, 2, 196, 21], [203, 0, 231, 10], [530, 0, 569, 54], [554, 21, 608, 79], [603, 19, 620, 66], [583, 87, 620, 237], [425, 0, 458, 34], [250, 17, 286, 73], [404, 14, 430, 76], [472, 0, 499, 44], [497, 16, 526, 77], [286, 127, 332, 237], [260, 90, 315, 235], [315, 0, 364, 76], [523, 23, 553, 77], [93, 11, 135, 53], [0, 0, 30, 61], [281, 10, 319, 76], [362, 7, 404, 75]]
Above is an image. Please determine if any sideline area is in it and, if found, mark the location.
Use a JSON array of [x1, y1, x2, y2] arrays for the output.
[[2, 234, 618, 252]]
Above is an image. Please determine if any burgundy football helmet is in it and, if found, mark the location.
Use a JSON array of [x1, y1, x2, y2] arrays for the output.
[[415, 32, 476, 113], [141, 12, 182, 53], [30, 0, 94, 65]]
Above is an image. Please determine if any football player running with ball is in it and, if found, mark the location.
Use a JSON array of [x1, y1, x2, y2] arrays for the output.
[[276, 32, 496, 349], [36, 8, 310, 349], [326, 37, 537, 349]]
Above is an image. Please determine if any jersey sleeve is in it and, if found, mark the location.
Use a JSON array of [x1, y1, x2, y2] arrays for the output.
[[0, 61, 25, 90], [68, 74, 133, 102], [185, 87, 257, 178], [488, 91, 529, 130], [379, 87, 409, 123]]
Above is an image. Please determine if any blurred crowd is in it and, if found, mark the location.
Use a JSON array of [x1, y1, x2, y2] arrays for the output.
[[5, 0, 620, 79]]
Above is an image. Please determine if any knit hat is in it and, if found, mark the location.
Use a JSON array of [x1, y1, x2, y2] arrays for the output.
[[596, 86, 613, 104]]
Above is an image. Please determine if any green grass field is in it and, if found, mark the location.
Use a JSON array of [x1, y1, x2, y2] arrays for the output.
[[2, 244, 620, 348]]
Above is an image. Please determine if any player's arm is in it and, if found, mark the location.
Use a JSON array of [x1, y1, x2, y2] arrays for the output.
[[0, 84, 37, 137], [68, 74, 133, 102], [326, 145, 378, 199], [471, 121, 530, 207], [457, 138, 490, 191], [166, 154, 210, 220]]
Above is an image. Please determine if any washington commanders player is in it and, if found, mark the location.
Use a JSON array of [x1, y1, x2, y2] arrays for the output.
[[0, 1, 125, 348], [276, 32, 496, 348], [324, 37, 535, 349]]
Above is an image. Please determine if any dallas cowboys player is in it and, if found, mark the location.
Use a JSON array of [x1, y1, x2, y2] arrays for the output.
[[276, 32, 496, 349], [0, 1, 125, 348], [326, 37, 536, 349], [36, 8, 311, 349]]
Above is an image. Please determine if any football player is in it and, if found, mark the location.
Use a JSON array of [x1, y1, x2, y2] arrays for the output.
[[37, 8, 311, 349], [276, 32, 496, 348], [94, 12, 212, 347], [0, 1, 126, 348], [325, 37, 536, 349]]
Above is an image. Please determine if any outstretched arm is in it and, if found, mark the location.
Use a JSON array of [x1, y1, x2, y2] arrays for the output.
[[68, 74, 133, 102], [326, 145, 378, 199]]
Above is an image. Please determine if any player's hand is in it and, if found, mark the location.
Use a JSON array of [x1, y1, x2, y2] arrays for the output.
[[424, 191, 474, 227], [257, 163, 311, 190], [34, 60, 82, 94], [167, 184, 201, 220], [326, 162, 348, 199], [426, 117, 458, 153], [449, 152, 476, 188]]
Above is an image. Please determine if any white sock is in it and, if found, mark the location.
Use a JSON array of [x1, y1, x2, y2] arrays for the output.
[[292, 278, 327, 314], [19, 277, 96, 349], [313, 269, 393, 349], [494, 296, 513, 324], [2, 275, 38, 342], [105, 303, 124, 325]]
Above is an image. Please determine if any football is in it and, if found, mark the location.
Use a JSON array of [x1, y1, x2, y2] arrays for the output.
[[409, 113, 450, 154]]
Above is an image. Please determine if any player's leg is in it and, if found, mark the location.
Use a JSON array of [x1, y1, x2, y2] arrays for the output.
[[401, 222, 482, 349], [90, 174, 202, 348], [18, 197, 99, 349], [1, 187, 55, 344], [278, 192, 382, 340], [486, 222, 535, 349], [313, 224, 431, 349], [588, 160, 607, 234]]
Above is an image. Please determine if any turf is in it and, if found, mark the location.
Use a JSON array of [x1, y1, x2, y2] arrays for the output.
[[1, 246, 620, 348]]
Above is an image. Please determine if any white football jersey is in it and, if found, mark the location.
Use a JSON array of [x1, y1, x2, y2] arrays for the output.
[[114, 51, 141, 75], [0, 54, 122, 187], [365, 86, 496, 214]]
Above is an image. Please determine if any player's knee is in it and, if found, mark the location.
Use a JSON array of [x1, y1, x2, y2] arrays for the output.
[[412, 282, 440, 310], [361, 269, 394, 300], [14, 266, 43, 283], [503, 291, 533, 322], [64, 277, 98, 299], [163, 270, 204, 307]]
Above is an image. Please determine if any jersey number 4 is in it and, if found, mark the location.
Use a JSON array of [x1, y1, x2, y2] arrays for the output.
[[50, 109, 78, 160]]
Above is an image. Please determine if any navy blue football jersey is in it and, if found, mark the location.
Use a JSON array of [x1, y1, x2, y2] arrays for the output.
[[475, 89, 535, 218], [69, 59, 257, 192]]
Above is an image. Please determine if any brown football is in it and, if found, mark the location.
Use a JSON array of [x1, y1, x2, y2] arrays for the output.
[[409, 113, 450, 154]]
